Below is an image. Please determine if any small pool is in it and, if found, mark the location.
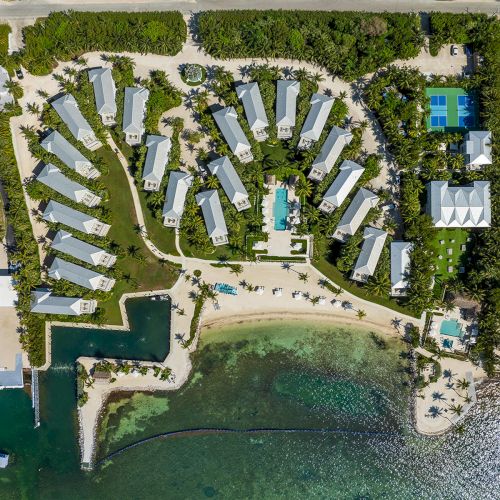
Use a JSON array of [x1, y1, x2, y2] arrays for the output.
[[214, 283, 238, 296], [440, 319, 463, 338], [274, 188, 288, 231], [442, 339, 454, 350]]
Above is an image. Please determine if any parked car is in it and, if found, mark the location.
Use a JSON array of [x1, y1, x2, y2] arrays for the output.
[[451, 45, 459, 56], [15, 68, 23, 80], [394, 174, 401, 186]]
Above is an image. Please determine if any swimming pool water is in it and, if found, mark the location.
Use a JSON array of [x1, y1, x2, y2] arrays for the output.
[[274, 188, 288, 231], [440, 319, 462, 338]]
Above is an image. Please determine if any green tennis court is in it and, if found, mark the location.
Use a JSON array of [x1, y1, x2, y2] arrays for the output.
[[426, 87, 478, 131]]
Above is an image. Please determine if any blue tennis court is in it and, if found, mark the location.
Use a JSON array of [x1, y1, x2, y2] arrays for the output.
[[457, 95, 474, 127], [426, 88, 477, 131], [430, 95, 447, 127]]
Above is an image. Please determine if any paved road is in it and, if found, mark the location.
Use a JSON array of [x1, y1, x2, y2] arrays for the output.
[[0, 0, 498, 20]]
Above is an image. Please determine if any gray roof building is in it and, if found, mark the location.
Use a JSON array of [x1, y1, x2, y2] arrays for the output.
[[51, 230, 116, 267], [42, 200, 110, 237], [308, 127, 353, 182], [236, 82, 269, 141], [298, 93, 334, 149], [40, 130, 99, 179], [276, 80, 300, 139], [0, 353, 23, 389], [207, 156, 250, 211], [427, 181, 491, 228], [48, 257, 115, 291], [0, 453, 9, 468], [461, 131, 492, 168], [332, 188, 379, 242], [142, 135, 172, 191], [195, 190, 229, 246], [88, 67, 117, 125], [31, 288, 97, 315], [123, 87, 149, 146], [0, 65, 14, 111], [212, 107, 253, 163], [351, 227, 387, 283], [36, 163, 101, 207], [162, 171, 193, 228], [390, 241, 413, 296]]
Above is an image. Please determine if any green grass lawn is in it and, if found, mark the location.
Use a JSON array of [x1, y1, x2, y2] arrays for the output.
[[432, 228, 470, 280], [261, 141, 292, 164]]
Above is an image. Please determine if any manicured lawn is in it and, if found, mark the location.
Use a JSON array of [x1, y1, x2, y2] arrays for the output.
[[432, 228, 470, 280], [261, 141, 292, 164]]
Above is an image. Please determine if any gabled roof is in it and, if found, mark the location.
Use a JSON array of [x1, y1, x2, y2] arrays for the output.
[[427, 181, 491, 228], [352, 227, 387, 279], [31, 288, 86, 315], [207, 156, 248, 205], [48, 257, 105, 290], [51, 230, 111, 266], [195, 190, 228, 238], [162, 171, 193, 220], [51, 94, 95, 141], [142, 135, 172, 183], [42, 200, 102, 234], [212, 107, 251, 155], [463, 131, 492, 165], [41, 131, 92, 172], [300, 93, 334, 141], [391, 241, 413, 290], [0, 65, 14, 110], [276, 80, 300, 127], [88, 67, 117, 115], [123, 87, 149, 135], [0, 353, 23, 389], [311, 127, 353, 174], [335, 188, 379, 236], [322, 160, 365, 207], [236, 82, 269, 131]]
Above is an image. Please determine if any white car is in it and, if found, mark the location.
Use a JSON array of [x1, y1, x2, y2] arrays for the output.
[[451, 45, 459, 56]]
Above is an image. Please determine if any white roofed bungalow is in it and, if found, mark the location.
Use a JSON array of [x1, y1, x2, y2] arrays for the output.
[[351, 227, 387, 283], [88, 67, 117, 125], [390, 242, 412, 297], [276, 80, 300, 139], [41, 131, 100, 179], [142, 135, 172, 192], [42, 200, 110, 237], [123, 87, 149, 146], [0, 65, 14, 111], [51, 94, 101, 150], [460, 131, 492, 170], [212, 107, 253, 163], [298, 93, 334, 150], [236, 82, 269, 141], [162, 171, 193, 228], [196, 190, 229, 246], [36, 164, 101, 207], [31, 289, 97, 315], [207, 156, 250, 212], [318, 160, 364, 214], [308, 126, 353, 182]]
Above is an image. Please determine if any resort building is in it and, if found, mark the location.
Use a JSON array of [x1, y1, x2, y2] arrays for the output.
[[142, 135, 172, 191], [351, 227, 387, 283], [298, 93, 334, 149], [88, 67, 117, 125], [212, 107, 253, 163], [31, 288, 97, 315], [48, 257, 115, 292], [162, 171, 193, 228], [207, 156, 250, 212], [0, 453, 9, 468], [42, 200, 110, 237], [51, 230, 116, 267], [123, 87, 149, 146], [390, 241, 413, 297], [236, 82, 269, 141], [308, 127, 353, 182], [461, 131, 492, 169], [36, 163, 101, 207], [40, 131, 100, 179], [332, 188, 379, 242], [318, 160, 364, 214], [276, 80, 300, 139], [0, 65, 14, 111], [195, 190, 229, 246], [427, 180, 491, 228], [51, 94, 101, 150], [0, 354, 23, 390]]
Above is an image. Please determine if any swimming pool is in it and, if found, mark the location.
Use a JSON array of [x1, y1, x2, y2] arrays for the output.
[[274, 188, 288, 231], [440, 319, 463, 338]]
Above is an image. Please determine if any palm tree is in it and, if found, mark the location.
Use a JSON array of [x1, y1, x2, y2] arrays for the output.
[[310, 296, 320, 306], [230, 264, 243, 276], [356, 309, 367, 320], [148, 191, 164, 209], [427, 406, 443, 419], [206, 175, 219, 189], [26, 102, 41, 116], [295, 179, 313, 199], [449, 404, 464, 417], [298, 272, 309, 283], [456, 378, 470, 392]]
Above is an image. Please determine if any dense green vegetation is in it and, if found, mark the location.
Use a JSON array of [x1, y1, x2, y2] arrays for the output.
[[20, 11, 187, 75], [198, 10, 423, 81], [0, 23, 10, 57]]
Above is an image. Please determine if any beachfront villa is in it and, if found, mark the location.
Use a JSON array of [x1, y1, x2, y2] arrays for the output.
[[196, 190, 229, 246], [351, 227, 387, 283], [276, 80, 300, 139], [51, 94, 101, 150], [332, 188, 379, 242], [318, 160, 364, 214], [42, 200, 111, 237], [298, 93, 334, 149], [162, 171, 193, 228], [123, 87, 149, 146], [141, 135, 172, 192], [460, 131, 492, 169], [31, 288, 97, 315], [40, 131, 100, 179], [426, 180, 491, 228], [36, 163, 101, 207], [51, 230, 116, 267], [236, 82, 269, 141], [212, 107, 253, 163], [0, 65, 14, 111], [308, 126, 353, 182], [48, 257, 116, 292], [390, 241, 412, 297], [0, 354, 23, 390], [88, 67, 117, 125], [207, 156, 250, 212]]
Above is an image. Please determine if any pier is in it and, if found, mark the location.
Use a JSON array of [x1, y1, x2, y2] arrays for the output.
[[31, 368, 40, 428]]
